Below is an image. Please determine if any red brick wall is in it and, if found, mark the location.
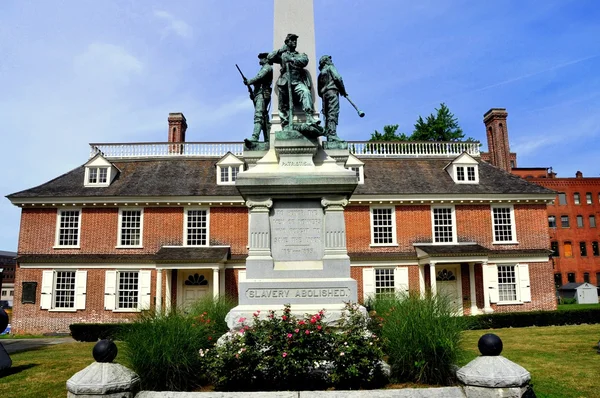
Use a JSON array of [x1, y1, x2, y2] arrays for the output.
[[350, 266, 364, 302], [12, 267, 156, 334], [491, 261, 556, 312], [211, 208, 248, 255]]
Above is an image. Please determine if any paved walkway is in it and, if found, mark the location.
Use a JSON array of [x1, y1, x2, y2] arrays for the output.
[[0, 337, 75, 354]]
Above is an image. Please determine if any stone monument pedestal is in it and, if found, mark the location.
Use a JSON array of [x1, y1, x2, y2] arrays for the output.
[[226, 135, 357, 329]]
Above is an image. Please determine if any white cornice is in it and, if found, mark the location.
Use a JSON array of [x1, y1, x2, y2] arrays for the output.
[[9, 195, 246, 207], [349, 193, 556, 205]]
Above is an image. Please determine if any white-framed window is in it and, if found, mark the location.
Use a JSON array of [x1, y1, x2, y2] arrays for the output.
[[104, 270, 151, 311], [55, 209, 81, 248], [487, 263, 531, 304], [375, 268, 395, 295], [574, 193, 580, 205], [84, 154, 115, 187], [447, 153, 479, 184], [362, 267, 409, 300], [87, 167, 109, 185], [216, 153, 244, 185], [345, 154, 364, 184], [40, 269, 87, 311], [586, 192, 592, 205], [370, 206, 397, 246], [118, 208, 143, 247], [491, 205, 517, 243], [184, 208, 209, 246], [431, 206, 456, 243]]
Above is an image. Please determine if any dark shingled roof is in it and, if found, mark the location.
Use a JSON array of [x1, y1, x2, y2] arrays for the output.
[[7, 156, 555, 200], [155, 246, 230, 263], [415, 244, 490, 256]]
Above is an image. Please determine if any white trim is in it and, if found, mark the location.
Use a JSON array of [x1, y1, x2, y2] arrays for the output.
[[8, 195, 246, 206], [75, 270, 87, 310], [369, 206, 397, 246], [431, 205, 457, 244], [54, 208, 82, 248], [104, 270, 117, 310], [84, 166, 111, 187], [362, 268, 375, 300], [491, 204, 518, 244], [350, 260, 418, 267], [348, 193, 556, 204], [183, 207, 210, 246], [117, 207, 144, 248]]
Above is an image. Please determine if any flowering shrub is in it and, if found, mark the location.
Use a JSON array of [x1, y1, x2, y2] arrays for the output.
[[202, 304, 386, 391]]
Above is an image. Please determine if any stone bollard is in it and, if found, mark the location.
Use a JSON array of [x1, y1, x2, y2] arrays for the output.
[[457, 333, 534, 398], [66, 339, 140, 398]]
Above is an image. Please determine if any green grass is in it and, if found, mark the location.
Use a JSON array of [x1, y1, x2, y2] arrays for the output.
[[557, 303, 600, 311], [0, 334, 65, 339], [460, 324, 600, 398]]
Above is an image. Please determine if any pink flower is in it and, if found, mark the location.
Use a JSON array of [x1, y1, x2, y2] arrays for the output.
[[305, 330, 310, 335], [287, 333, 293, 338], [244, 325, 250, 331], [282, 352, 287, 358], [298, 320, 306, 325], [310, 317, 316, 324], [238, 317, 246, 323], [317, 325, 322, 330], [295, 329, 299, 333], [282, 315, 288, 320]]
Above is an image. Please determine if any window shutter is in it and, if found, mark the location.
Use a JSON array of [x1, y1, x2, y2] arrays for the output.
[[363, 268, 375, 301], [518, 263, 531, 302], [75, 270, 87, 310], [394, 267, 409, 294], [40, 270, 54, 310], [104, 270, 117, 311], [139, 270, 152, 310], [487, 264, 499, 303]]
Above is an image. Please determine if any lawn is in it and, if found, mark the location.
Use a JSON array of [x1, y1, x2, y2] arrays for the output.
[[1, 324, 599, 397], [557, 303, 600, 311]]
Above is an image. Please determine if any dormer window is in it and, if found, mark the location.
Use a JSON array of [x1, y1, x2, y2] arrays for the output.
[[216, 152, 244, 185], [446, 152, 479, 184], [83, 154, 118, 187], [345, 154, 364, 184]]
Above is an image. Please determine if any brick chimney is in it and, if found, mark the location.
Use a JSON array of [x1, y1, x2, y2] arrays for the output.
[[168, 112, 187, 143], [484, 108, 511, 172], [576, 171, 583, 178]]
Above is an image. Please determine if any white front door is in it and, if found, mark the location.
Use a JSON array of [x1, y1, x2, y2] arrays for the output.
[[180, 271, 211, 309], [436, 265, 463, 314]]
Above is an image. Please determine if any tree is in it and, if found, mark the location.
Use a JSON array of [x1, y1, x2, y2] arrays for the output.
[[411, 103, 466, 141], [369, 124, 409, 141]]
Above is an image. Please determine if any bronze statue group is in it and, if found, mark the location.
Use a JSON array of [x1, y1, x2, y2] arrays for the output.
[[239, 33, 363, 147]]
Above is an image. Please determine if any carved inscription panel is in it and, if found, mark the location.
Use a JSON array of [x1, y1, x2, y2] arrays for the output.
[[270, 201, 323, 261]]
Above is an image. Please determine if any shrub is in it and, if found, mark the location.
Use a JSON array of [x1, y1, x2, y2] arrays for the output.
[[471, 307, 600, 329], [202, 303, 386, 391], [371, 292, 470, 386], [69, 323, 123, 342], [119, 306, 223, 391], [186, 295, 236, 335]]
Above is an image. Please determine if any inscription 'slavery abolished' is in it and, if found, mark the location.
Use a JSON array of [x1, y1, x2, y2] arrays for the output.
[[246, 287, 352, 300], [270, 201, 323, 261]]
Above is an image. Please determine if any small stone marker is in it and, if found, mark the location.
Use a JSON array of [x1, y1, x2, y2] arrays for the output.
[[457, 334, 533, 397], [67, 339, 140, 398]]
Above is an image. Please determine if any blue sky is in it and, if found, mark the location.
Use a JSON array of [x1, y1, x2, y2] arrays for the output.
[[1, 0, 599, 251]]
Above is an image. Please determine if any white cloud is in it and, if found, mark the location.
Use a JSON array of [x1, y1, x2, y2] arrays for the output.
[[73, 42, 143, 85], [154, 10, 193, 39]]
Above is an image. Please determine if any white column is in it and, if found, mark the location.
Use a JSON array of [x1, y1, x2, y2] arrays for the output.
[[419, 264, 425, 297], [429, 262, 437, 295], [212, 268, 220, 297], [156, 268, 162, 313], [482, 261, 493, 313], [165, 270, 172, 313], [219, 266, 226, 297], [469, 262, 478, 315]]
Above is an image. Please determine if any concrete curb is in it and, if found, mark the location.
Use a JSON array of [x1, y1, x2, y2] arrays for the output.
[[137, 388, 466, 397]]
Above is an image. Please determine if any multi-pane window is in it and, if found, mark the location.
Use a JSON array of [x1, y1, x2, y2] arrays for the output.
[[375, 269, 395, 296], [186, 209, 208, 246], [593, 241, 599, 256], [586, 193, 592, 205], [467, 166, 476, 181], [57, 210, 80, 246], [567, 273, 575, 283], [88, 167, 108, 184], [371, 207, 395, 245], [554, 273, 562, 288], [584, 273, 590, 283], [548, 215, 556, 228], [54, 271, 76, 309], [597, 272, 600, 285], [577, 215, 584, 228], [231, 166, 240, 182], [590, 215, 596, 228], [218, 165, 243, 184], [497, 265, 517, 302], [432, 207, 455, 243], [574, 193, 580, 205], [492, 206, 514, 242], [119, 210, 142, 246], [551, 241, 559, 257], [580, 242, 587, 257], [220, 167, 229, 183], [456, 166, 465, 181], [558, 193, 567, 205], [117, 271, 139, 309], [561, 215, 569, 228], [564, 242, 573, 257]]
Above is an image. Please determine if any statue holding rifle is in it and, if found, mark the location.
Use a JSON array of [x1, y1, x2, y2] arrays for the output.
[[267, 33, 320, 129], [237, 53, 273, 146]]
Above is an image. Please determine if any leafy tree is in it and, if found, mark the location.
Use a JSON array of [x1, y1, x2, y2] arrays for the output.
[[369, 124, 409, 141], [411, 103, 466, 141]]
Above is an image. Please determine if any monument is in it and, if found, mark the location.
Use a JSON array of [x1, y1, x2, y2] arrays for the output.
[[225, 0, 362, 328]]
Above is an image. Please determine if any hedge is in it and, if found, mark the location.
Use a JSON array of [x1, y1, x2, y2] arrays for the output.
[[69, 323, 124, 342], [470, 307, 600, 330]]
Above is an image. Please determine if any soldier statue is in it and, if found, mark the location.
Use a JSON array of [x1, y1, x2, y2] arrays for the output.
[[268, 33, 320, 128], [317, 55, 347, 142], [244, 52, 273, 142]]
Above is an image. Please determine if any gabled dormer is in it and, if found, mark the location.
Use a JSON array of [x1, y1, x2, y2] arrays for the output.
[[84, 154, 119, 187], [445, 152, 479, 184], [216, 152, 244, 185], [345, 154, 364, 184]]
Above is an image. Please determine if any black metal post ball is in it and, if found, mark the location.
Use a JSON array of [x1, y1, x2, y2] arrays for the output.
[[93, 339, 118, 363], [478, 333, 503, 356], [0, 308, 8, 333]]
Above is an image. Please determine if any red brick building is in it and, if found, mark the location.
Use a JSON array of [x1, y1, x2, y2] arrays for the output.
[[481, 109, 600, 290], [6, 111, 557, 334]]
